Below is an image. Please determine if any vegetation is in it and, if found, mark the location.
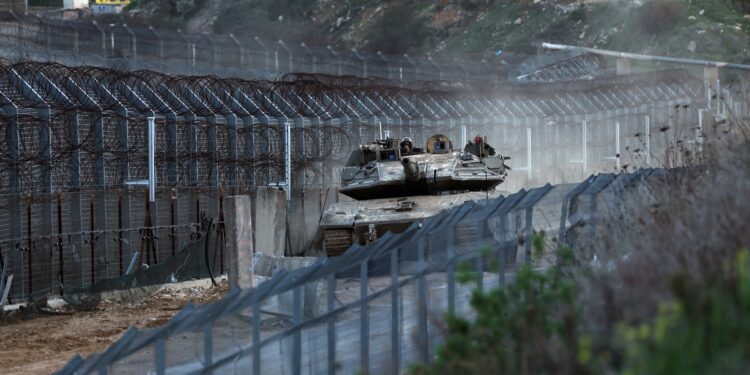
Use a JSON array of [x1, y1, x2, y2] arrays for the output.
[[125, 0, 750, 62], [411, 109, 750, 374]]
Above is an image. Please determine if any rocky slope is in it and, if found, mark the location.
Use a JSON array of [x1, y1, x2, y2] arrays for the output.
[[125, 0, 750, 62]]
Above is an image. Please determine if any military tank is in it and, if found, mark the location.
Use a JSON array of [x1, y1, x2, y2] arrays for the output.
[[318, 134, 509, 256]]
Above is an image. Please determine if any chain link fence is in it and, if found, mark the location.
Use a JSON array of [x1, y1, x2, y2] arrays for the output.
[[0, 58, 744, 303], [56, 167, 690, 374]]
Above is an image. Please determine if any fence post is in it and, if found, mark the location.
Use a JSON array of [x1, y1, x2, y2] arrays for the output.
[[582, 120, 587, 173], [204, 324, 213, 369], [351, 48, 367, 77], [122, 23, 137, 61], [327, 273, 336, 375], [253, 301, 261, 375], [293, 285, 302, 375], [253, 36, 271, 71], [92, 20, 106, 58], [376, 51, 391, 80], [229, 33, 245, 66], [427, 56, 444, 81], [526, 127, 533, 183], [417, 239, 429, 365], [326, 45, 342, 76], [68, 22, 79, 56], [645, 114, 651, 165], [446, 227, 456, 314], [155, 337, 166, 375], [614, 121, 620, 170], [390, 247, 401, 374], [360, 259, 369, 373], [278, 39, 293, 72], [300, 42, 317, 73], [95, 114, 108, 280], [149, 26, 164, 60], [403, 54, 419, 81]]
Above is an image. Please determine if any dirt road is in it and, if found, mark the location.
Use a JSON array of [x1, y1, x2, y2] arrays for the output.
[[0, 281, 228, 375]]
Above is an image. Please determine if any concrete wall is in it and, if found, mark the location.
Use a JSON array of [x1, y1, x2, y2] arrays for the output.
[[254, 187, 287, 257], [287, 188, 354, 256], [225, 195, 254, 289]]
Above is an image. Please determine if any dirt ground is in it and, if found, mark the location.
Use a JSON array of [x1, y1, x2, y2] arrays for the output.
[[0, 281, 228, 375]]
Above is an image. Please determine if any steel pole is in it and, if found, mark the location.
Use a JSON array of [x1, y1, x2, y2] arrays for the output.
[[148, 117, 156, 203]]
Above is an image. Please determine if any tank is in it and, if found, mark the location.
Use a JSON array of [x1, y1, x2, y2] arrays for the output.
[[318, 134, 509, 256]]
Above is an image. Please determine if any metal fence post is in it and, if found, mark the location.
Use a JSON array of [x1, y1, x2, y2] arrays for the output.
[[92, 20, 106, 58], [253, 36, 271, 71], [229, 33, 245, 66], [293, 285, 302, 375], [326, 45, 342, 76], [447, 228, 456, 314], [122, 23, 137, 61], [204, 324, 213, 370], [645, 114, 651, 165], [155, 337, 166, 375], [581, 120, 588, 173], [300, 42, 317, 73], [278, 39, 293, 72], [390, 247, 400, 374], [95, 114, 108, 280], [352, 48, 367, 77], [360, 259, 369, 373], [149, 26, 164, 60], [417, 239, 429, 365], [376, 51, 391, 80], [253, 301, 261, 375], [327, 273, 336, 375], [614, 121, 620, 170]]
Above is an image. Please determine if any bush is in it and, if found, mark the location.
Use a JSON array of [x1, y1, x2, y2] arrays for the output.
[[412, 110, 750, 374], [634, 0, 687, 34], [365, 4, 431, 54], [411, 240, 588, 375], [619, 249, 750, 375]]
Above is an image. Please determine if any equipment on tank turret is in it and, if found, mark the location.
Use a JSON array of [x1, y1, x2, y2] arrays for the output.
[[318, 134, 509, 256]]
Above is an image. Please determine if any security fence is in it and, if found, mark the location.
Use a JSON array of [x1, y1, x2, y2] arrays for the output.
[[0, 12, 505, 84], [56, 168, 682, 374], [0, 59, 743, 303]]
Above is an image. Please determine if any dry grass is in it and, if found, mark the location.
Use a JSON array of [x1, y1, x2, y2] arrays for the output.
[[574, 102, 750, 340]]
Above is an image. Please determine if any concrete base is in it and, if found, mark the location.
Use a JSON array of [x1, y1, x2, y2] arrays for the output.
[[254, 187, 287, 257], [225, 195, 254, 290], [254, 254, 322, 318]]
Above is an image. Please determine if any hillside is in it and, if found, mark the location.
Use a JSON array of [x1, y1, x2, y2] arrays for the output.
[[123, 0, 750, 62]]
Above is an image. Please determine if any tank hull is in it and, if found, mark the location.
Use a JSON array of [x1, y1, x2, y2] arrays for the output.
[[319, 191, 503, 256]]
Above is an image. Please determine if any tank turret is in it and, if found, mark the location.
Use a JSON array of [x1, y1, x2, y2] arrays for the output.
[[318, 133, 509, 256]]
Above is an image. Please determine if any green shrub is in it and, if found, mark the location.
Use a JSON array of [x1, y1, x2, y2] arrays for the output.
[[619, 248, 750, 375], [411, 237, 587, 375]]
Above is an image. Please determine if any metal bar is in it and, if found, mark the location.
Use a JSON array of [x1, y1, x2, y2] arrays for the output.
[[327, 272, 335, 375], [360, 259, 369, 373], [526, 127, 532, 181], [582, 120, 588, 173], [293, 285, 302, 375], [285, 121, 292, 203], [95, 114, 108, 280], [417, 239, 429, 365], [252, 302, 261, 375], [155, 338, 165, 375], [204, 324, 213, 369], [460, 125, 467, 150], [615, 121, 621, 170], [390, 247, 400, 374], [447, 229, 456, 314], [542, 42, 750, 70], [148, 117, 156, 203]]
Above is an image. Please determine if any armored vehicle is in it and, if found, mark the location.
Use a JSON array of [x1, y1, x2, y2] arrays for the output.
[[319, 134, 509, 256]]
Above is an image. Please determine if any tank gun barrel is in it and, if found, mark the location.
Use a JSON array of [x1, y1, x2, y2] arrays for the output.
[[402, 158, 421, 183]]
